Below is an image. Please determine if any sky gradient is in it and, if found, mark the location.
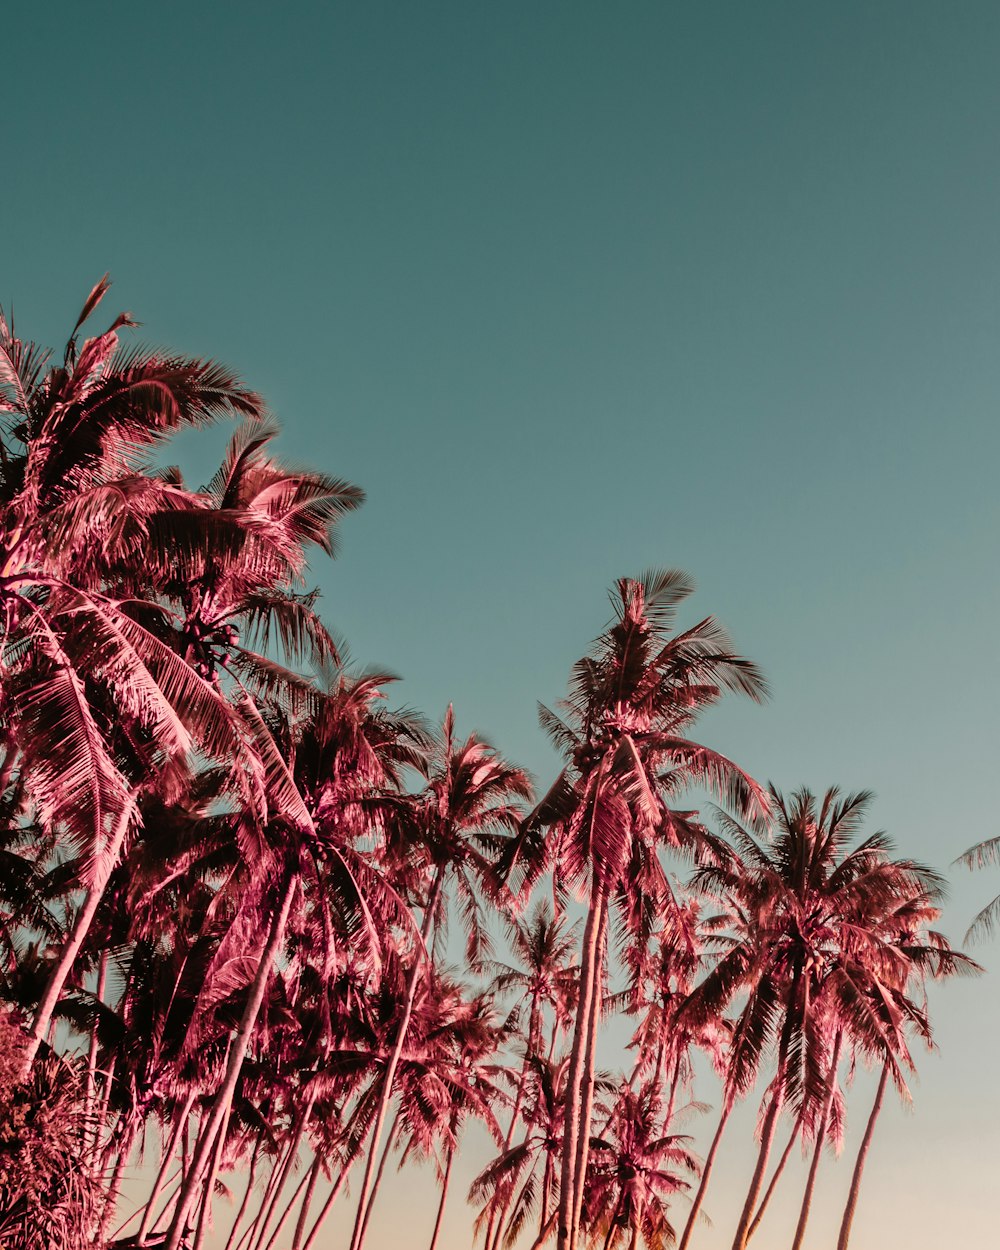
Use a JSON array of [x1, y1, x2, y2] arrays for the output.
[[7, 3, 1000, 1246]]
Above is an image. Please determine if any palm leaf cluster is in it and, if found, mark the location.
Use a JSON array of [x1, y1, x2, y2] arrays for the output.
[[0, 285, 977, 1250]]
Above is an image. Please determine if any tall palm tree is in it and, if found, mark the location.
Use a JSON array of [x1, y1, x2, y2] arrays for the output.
[[345, 707, 531, 1250], [684, 786, 960, 1250], [583, 1079, 698, 1250], [832, 882, 977, 1250], [0, 281, 266, 1075], [478, 901, 579, 1250], [162, 671, 424, 1249], [469, 1053, 574, 1250], [507, 571, 769, 1250]]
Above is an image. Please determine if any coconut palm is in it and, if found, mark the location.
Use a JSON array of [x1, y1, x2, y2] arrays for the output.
[[470, 1053, 573, 1250], [478, 901, 579, 1250], [830, 882, 977, 1250], [583, 1079, 698, 1250], [0, 282, 267, 1074], [683, 786, 962, 1250], [616, 898, 725, 1122], [161, 675, 422, 1248], [346, 708, 531, 1250], [508, 571, 768, 1250]]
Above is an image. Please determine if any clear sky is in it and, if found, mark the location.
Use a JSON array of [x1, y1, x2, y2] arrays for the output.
[[8, 3, 1000, 1247]]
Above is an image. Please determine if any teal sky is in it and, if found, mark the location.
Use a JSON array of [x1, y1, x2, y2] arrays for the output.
[[9, 3, 1000, 1246]]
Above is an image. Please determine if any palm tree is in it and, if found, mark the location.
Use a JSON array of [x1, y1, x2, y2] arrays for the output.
[[0, 1012, 104, 1249], [469, 1054, 571, 1250], [684, 786, 961, 1250], [384, 975, 504, 1250], [346, 707, 531, 1250], [616, 898, 724, 1117], [583, 1080, 698, 1250], [832, 883, 977, 1249], [508, 571, 768, 1250], [478, 901, 579, 1250], [0, 281, 266, 1075], [160, 669, 424, 1249]]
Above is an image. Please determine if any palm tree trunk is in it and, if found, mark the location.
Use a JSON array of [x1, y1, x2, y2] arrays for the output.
[[353, 1109, 401, 1250], [101, 1119, 139, 1241], [242, 1151, 286, 1250], [558, 882, 606, 1250], [730, 1082, 786, 1250], [252, 1090, 316, 1250], [262, 1167, 314, 1250], [746, 1108, 803, 1241], [347, 868, 443, 1250], [538, 1149, 553, 1245], [676, 1095, 733, 1250], [138, 1089, 197, 1245], [84, 949, 108, 1141], [193, 1105, 230, 1250], [290, 1153, 323, 1250], [224, 1138, 263, 1250], [570, 897, 608, 1247], [836, 1062, 889, 1250], [790, 1030, 843, 1250], [96, 1053, 118, 1150], [530, 1210, 558, 1250], [101, 1151, 129, 1240], [165, 871, 297, 1250], [730, 1002, 797, 1250], [486, 1009, 539, 1250], [21, 801, 135, 1076], [300, 1155, 354, 1250], [663, 1052, 682, 1127], [600, 1191, 625, 1250], [427, 1146, 455, 1250]]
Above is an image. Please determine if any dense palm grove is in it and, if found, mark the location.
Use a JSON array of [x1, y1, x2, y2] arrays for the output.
[[0, 284, 980, 1250]]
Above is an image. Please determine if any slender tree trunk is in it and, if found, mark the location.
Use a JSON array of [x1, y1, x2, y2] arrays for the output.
[[97, 1053, 118, 1154], [571, 897, 608, 1247], [22, 801, 135, 1076], [676, 1095, 733, 1250], [85, 949, 108, 1141], [427, 1147, 455, 1250], [730, 1083, 786, 1250], [348, 869, 443, 1250], [262, 1167, 314, 1250], [530, 1210, 558, 1250], [354, 1109, 401, 1250], [101, 1121, 138, 1241], [746, 1108, 803, 1241], [558, 881, 605, 1250], [252, 1091, 315, 1250], [538, 1150, 553, 1245], [165, 872, 297, 1250], [139, 1090, 198, 1245], [600, 1191, 624, 1250], [486, 1006, 539, 1250], [144, 1176, 185, 1239], [290, 1153, 323, 1250], [224, 1139, 263, 1250], [242, 1151, 286, 1250], [663, 1053, 682, 1127], [300, 1157, 354, 1250], [730, 1000, 798, 1250], [193, 1106, 230, 1250], [790, 1030, 843, 1250], [836, 1062, 889, 1250]]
